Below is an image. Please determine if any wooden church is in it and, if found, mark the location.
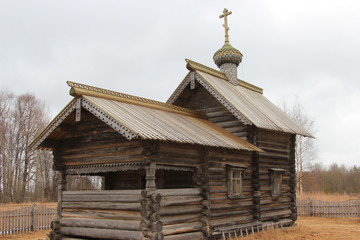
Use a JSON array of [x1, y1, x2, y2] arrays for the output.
[[30, 8, 312, 240]]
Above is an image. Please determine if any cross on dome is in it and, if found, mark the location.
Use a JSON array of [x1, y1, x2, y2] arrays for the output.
[[219, 8, 232, 43]]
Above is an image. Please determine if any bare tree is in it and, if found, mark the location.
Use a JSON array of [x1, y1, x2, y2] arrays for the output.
[[0, 90, 53, 203], [280, 97, 317, 195]]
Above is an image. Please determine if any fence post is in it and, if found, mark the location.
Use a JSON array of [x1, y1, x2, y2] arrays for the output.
[[30, 203, 37, 231], [308, 198, 313, 216]]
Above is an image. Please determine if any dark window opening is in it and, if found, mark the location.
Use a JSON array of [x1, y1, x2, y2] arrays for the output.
[[156, 170, 194, 189], [104, 170, 145, 190]]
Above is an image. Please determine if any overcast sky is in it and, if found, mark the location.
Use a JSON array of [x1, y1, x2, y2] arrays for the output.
[[1, 0, 359, 167]]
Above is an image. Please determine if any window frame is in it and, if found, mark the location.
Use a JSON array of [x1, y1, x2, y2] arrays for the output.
[[227, 164, 247, 198], [269, 168, 286, 197]]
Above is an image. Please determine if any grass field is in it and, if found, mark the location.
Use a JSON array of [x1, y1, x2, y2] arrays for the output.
[[239, 217, 360, 240], [297, 192, 359, 201], [1, 217, 359, 240]]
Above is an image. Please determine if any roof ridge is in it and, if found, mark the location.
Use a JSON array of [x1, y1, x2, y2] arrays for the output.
[[67, 81, 205, 118], [185, 59, 263, 94]]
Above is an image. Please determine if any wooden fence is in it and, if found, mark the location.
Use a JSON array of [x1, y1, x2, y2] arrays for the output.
[[297, 199, 360, 217], [0, 203, 57, 236]]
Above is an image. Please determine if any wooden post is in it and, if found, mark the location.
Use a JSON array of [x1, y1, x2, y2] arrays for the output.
[[248, 127, 261, 221], [30, 203, 37, 231], [289, 135, 297, 222], [142, 141, 159, 192], [145, 162, 156, 191], [57, 170, 66, 218], [199, 148, 211, 238]]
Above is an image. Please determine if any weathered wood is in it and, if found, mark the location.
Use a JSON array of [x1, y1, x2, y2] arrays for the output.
[[62, 202, 141, 211], [60, 217, 141, 231], [61, 209, 141, 220], [155, 188, 201, 196], [57, 170, 66, 218], [59, 227, 143, 240], [161, 213, 202, 225], [63, 190, 142, 195], [162, 222, 203, 236], [160, 196, 203, 207], [160, 205, 203, 216], [163, 231, 204, 240], [62, 194, 142, 202]]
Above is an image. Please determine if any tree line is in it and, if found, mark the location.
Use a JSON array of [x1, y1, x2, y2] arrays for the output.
[[303, 163, 360, 194]]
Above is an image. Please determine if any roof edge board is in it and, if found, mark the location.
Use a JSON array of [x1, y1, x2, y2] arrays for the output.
[[166, 72, 192, 104], [185, 59, 263, 94], [68, 81, 205, 119]]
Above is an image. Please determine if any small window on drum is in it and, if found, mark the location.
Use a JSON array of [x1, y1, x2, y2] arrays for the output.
[[227, 164, 247, 198], [270, 168, 286, 196]]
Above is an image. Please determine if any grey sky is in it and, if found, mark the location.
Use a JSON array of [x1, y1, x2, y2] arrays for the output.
[[1, 0, 359, 167]]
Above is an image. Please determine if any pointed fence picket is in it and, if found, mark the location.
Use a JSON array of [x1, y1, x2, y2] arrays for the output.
[[0, 203, 56, 236]]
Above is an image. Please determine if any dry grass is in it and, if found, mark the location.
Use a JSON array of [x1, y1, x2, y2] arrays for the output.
[[0, 229, 48, 240], [297, 192, 354, 201], [235, 217, 360, 240], [0, 203, 56, 211]]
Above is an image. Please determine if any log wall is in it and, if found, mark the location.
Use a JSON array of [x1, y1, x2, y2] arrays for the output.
[[157, 188, 204, 240], [256, 130, 294, 222], [207, 149, 254, 229], [59, 190, 143, 240]]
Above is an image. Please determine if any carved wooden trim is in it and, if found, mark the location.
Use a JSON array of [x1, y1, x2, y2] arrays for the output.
[[65, 162, 143, 175], [185, 59, 263, 94], [75, 98, 82, 122], [68, 81, 203, 118], [166, 72, 192, 104], [81, 98, 138, 140]]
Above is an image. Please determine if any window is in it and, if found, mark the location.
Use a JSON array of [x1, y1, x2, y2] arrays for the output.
[[227, 165, 247, 198], [270, 168, 285, 196]]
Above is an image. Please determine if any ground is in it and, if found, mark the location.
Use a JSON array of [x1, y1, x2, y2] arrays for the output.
[[1, 217, 359, 240], [240, 217, 360, 240]]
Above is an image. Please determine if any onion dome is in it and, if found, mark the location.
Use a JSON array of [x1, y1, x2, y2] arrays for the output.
[[213, 43, 243, 68]]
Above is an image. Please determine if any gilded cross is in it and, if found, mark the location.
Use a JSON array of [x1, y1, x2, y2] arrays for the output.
[[219, 8, 232, 43]]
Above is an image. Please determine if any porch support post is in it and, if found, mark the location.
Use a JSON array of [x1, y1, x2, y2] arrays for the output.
[[145, 161, 157, 191]]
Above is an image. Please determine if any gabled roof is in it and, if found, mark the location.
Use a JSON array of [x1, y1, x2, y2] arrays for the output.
[[30, 82, 262, 152], [167, 59, 313, 137]]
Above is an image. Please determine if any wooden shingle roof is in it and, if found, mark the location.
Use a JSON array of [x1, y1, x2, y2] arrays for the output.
[[30, 81, 262, 152], [168, 59, 313, 137]]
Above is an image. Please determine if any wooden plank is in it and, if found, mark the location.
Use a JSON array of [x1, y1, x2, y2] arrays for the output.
[[164, 231, 204, 240], [62, 194, 142, 202], [62, 202, 141, 211], [156, 188, 201, 196], [162, 222, 203, 236], [161, 213, 202, 225], [160, 205, 202, 216], [60, 217, 141, 231], [61, 209, 141, 220], [63, 190, 142, 195], [161, 196, 203, 207]]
